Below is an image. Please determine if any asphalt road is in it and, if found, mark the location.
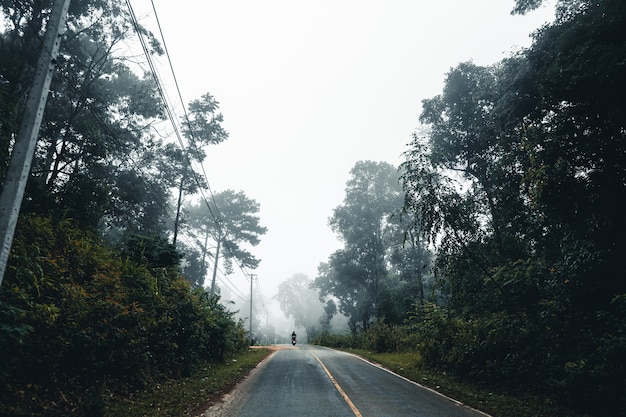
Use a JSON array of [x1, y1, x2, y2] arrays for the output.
[[201, 344, 490, 417]]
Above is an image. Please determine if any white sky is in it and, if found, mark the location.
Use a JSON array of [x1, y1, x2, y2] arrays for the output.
[[131, 0, 555, 316]]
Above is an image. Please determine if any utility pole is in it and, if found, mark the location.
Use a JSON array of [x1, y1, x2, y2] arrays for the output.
[[209, 237, 222, 296], [249, 273, 256, 345], [0, 0, 71, 287]]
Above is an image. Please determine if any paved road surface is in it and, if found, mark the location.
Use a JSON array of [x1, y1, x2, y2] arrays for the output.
[[201, 344, 490, 417]]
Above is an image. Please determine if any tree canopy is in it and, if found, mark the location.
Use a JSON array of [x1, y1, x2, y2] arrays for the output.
[[0, 2, 257, 415], [314, 161, 432, 332], [275, 273, 327, 341], [398, 0, 626, 414], [185, 190, 267, 292], [312, 2, 625, 415]]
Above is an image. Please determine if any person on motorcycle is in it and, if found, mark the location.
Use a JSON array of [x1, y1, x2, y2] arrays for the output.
[[291, 331, 297, 345]]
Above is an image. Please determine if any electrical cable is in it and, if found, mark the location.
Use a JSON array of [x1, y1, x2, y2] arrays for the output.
[[146, 0, 256, 282], [132, 0, 262, 291], [12, 1, 251, 299]]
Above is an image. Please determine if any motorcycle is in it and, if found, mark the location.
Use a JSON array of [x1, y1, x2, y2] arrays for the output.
[[291, 334, 297, 345]]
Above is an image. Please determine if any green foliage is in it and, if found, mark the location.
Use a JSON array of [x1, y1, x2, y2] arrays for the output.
[[118, 232, 183, 268], [185, 190, 267, 294], [311, 330, 363, 350], [0, 2, 248, 416], [396, 2, 626, 415], [104, 348, 271, 417], [179, 244, 208, 288], [314, 161, 431, 331], [341, 349, 589, 417], [511, 0, 545, 15], [361, 319, 411, 353], [182, 93, 229, 154], [0, 216, 248, 416], [316, 298, 624, 416]]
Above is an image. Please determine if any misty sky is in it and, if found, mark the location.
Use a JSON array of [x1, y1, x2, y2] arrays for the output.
[[132, 0, 555, 315]]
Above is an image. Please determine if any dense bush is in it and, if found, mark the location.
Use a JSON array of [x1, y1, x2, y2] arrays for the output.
[[413, 302, 624, 416], [312, 330, 362, 349], [316, 297, 625, 417], [0, 215, 248, 417]]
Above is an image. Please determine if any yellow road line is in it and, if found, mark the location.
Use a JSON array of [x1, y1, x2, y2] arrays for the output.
[[311, 352, 363, 417]]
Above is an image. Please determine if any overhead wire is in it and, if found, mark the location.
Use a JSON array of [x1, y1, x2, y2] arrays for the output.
[[43, 2, 246, 302], [127, 0, 264, 306], [255, 275, 267, 315], [18, 0, 255, 303], [146, 0, 256, 284]]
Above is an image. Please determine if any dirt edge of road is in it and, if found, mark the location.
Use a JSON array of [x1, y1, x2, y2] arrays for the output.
[[193, 345, 293, 417]]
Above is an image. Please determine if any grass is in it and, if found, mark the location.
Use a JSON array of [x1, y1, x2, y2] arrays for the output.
[[103, 346, 592, 417], [343, 349, 591, 417], [104, 348, 271, 417]]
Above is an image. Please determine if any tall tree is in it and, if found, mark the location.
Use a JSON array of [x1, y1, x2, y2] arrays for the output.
[[401, 1, 626, 413], [185, 190, 266, 295], [275, 273, 325, 341], [314, 161, 413, 332], [403, 60, 534, 314], [0, 0, 176, 236], [520, 0, 626, 312], [173, 93, 229, 244]]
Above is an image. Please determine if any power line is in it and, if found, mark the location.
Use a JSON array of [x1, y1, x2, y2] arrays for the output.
[[145, 1, 254, 280], [255, 275, 267, 316], [55, 20, 245, 301], [127, 0, 259, 293]]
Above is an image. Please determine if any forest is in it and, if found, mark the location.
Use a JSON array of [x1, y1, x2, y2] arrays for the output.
[[0, 0, 266, 415], [294, 1, 625, 416], [1, 0, 625, 416]]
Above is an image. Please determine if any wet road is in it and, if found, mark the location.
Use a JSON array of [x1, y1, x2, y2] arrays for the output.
[[201, 345, 490, 417]]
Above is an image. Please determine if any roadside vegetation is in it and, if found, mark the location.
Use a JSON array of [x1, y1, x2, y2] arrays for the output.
[[0, 215, 252, 416], [305, 2, 626, 417], [104, 348, 271, 417], [0, 1, 266, 416], [315, 336, 592, 417]]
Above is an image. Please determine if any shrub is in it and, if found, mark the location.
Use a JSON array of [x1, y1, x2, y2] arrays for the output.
[[0, 216, 248, 416]]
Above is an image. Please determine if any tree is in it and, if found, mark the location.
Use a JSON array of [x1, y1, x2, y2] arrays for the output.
[[314, 161, 421, 332], [0, 0, 183, 237], [0, 1, 233, 241], [173, 93, 229, 244], [400, 1, 626, 413], [320, 298, 337, 331], [402, 61, 535, 315], [178, 243, 208, 288], [185, 190, 266, 295], [275, 273, 326, 341], [0, 3, 253, 415], [519, 0, 626, 312]]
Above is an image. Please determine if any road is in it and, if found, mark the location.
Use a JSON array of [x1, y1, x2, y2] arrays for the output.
[[201, 344, 490, 417]]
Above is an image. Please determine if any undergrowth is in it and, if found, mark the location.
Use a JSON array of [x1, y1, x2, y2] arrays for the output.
[[344, 349, 592, 417], [104, 348, 271, 417]]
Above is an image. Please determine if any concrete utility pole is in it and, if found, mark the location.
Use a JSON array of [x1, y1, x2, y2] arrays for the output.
[[0, 0, 71, 287], [249, 273, 256, 345], [209, 237, 222, 296]]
